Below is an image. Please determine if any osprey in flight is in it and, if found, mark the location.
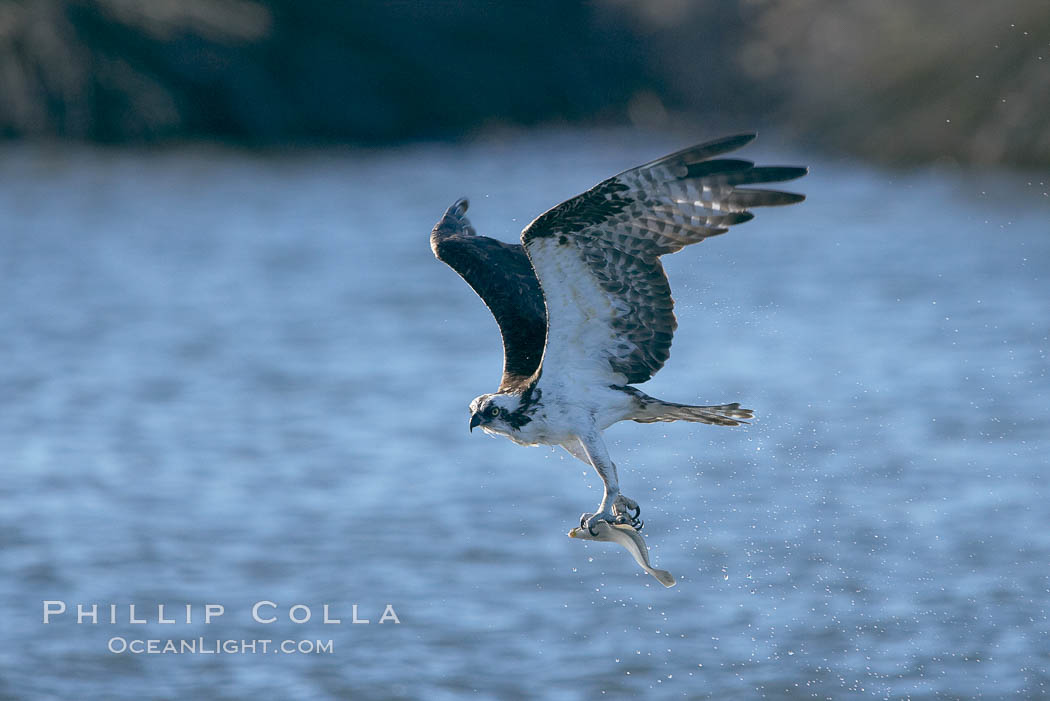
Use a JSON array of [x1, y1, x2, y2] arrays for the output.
[[431, 134, 806, 533]]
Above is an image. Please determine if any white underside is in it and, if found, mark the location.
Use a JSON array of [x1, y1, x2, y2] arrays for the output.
[[500, 378, 635, 449], [496, 237, 642, 451]]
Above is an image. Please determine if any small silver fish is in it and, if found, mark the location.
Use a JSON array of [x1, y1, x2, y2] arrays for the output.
[[569, 521, 676, 588]]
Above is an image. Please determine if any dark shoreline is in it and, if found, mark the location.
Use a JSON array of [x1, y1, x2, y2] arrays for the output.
[[2, 0, 1047, 167]]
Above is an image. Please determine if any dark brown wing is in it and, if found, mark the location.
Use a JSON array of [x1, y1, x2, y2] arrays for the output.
[[522, 134, 806, 385], [431, 198, 546, 392]]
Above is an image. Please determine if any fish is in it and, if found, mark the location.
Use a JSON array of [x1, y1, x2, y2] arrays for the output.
[[568, 521, 676, 588]]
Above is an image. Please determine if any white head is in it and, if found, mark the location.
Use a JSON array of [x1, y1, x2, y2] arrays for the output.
[[468, 393, 523, 435]]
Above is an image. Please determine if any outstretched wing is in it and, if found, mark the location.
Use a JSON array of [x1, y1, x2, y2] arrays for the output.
[[431, 198, 547, 392], [521, 134, 806, 385]]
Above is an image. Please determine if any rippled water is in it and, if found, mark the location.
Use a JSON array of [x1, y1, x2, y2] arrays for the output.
[[1, 132, 1048, 699]]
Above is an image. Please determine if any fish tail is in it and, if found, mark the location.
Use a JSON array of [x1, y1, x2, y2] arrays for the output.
[[649, 567, 676, 587]]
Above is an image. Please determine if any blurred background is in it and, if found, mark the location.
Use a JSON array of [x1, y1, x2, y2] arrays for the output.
[[1, 1, 1048, 700], [2, 0, 1049, 165]]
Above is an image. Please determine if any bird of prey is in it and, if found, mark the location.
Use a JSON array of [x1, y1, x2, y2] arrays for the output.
[[431, 134, 805, 533]]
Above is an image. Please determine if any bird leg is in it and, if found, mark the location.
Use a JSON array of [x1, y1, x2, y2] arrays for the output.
[[564, 436, 643, 531], [574, 432, 642, 533]]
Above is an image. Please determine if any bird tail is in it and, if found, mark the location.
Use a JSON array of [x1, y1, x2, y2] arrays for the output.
[[630, 397, 752, 426]]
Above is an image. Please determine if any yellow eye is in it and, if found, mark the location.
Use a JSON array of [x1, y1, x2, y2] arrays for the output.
[[489, 406, 501, 417]]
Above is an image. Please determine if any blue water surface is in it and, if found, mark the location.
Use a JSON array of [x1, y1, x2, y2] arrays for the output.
[[0, 131, 1047, 699]]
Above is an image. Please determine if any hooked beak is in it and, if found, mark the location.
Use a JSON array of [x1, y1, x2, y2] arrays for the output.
[[469, 413, 482, 432]]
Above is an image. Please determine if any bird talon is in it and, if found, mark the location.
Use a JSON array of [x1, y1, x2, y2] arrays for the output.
[[612, 495, 640, 522], [627, 503, 642, 530], [581, 512, 603, 536], [581, 509, 617, 535], [616, 513, 643, 530]]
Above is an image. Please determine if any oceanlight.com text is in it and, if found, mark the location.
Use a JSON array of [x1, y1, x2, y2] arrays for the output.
[[107, 637, 334, 655]]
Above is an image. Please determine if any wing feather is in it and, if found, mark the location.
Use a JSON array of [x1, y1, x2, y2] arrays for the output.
[[522, 135, 806, 384], [431, 199, 546, 391]]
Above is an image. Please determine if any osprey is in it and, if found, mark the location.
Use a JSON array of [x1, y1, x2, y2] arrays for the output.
[[431, 134, 806, 533]]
